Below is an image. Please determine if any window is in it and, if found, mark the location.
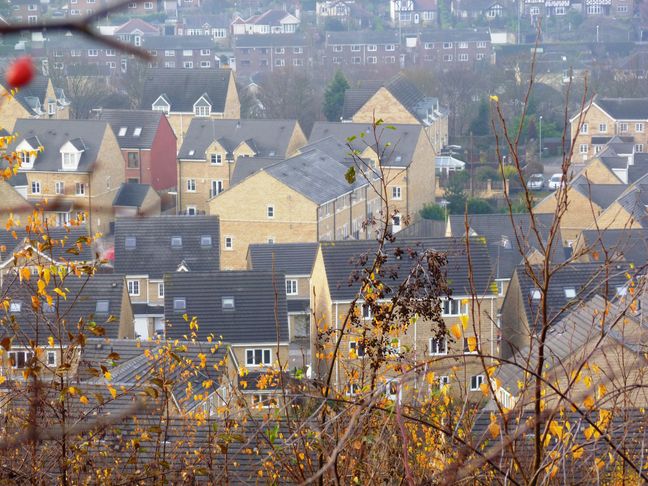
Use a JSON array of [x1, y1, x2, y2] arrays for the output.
[[617, 5, 629, 12], [579, 144, 588, 154], [443, 42, 453, 49], [173, 298, 186, 311], [158, 283, 164, 298], [164, 61, 176, 68], [47, 351, 56, 366], [619, 122, 628, 133], [293, 59, 304, 66], [554, 5, 565, 14], [125, 236, 136, 249], [222, 297, 235, 310], [275, 59, 285, 67], [210, 153, 222, 165], [599, 123, 607, 132], [274, 47, 285, 54], [127, 280, 140, 296], [71, 49, 81, 57], [165, 50, 176, 57], [186, 179, 196, 192], [361, 303, 372, 320], [182, 50, 193, 58], [564, 287, 576, 299], [183, 61, 194, 69], [95, 300, 109, 314], [463, 337, 479, 354], [105, 49, 115, 56], [580, 123, 588, 134], [459, 53, 469, 62], [286, 279, 298, 295], [424, 42, 434, 49], [367, 56, 377, 64], [636, 123, 645, 132], [106, 61, 116, 69], [351, 57, 361, 64], [443, 54, 453, 62], [385, 44, 395, 51], [54, 181, 64, 195], [470, 374, 485, 391], [392, 215, 401, 232], [210, 180, 223, 197], [121, 59, 128, 72], [391, 186, 402, 200], [332, 45, 343, 52], [88, 49, 98, 57], [530, 289, 541, 300], [441, 299, 468, 316], [195, 105, 210, 117], [171, 236, 182, 248], [144, 1, 153, 7], [458, 42, 468, 49], [477, 41, 487, 48], [200, 61, 211, 68], [351, 45, 361, 51], [200, 49, 210, 56], [267, 205, 274, 218], [429, 337, 447, 355], [8, 350, 33, 369], [127, 152, 139, 168], [246, 348, 271, 366], [367, 44, 377, 51], [200, 235, 212, 248], [349, 340, 365, 358], [186, 206, 197, 216], [74, 183, 85, 196], [224, 236, 233, 250], [635, 144, 645, 153], [476, 53, 485, 61], [530, 6, 540, 14], [31, 181, 41, 194], [9, 301, 22, 313]]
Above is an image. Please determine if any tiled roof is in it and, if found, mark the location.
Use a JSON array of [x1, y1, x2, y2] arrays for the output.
[[248, 242, 319, 275], [615, 176, 648, 226], [113, 216, 220, 279], [325, 30, 401, 45], [112, 183, 154, 208], [572, 182, 628, 210], [309, 122, 423, 168], [0, 226, 94, 263], [142, 35, 218, 50], [0, 274, 129, 344], [7, 119, 108, 172], [181, 13, 230, 29], [419, 28, 491, 42], [596, 98, 648, 120], [178, 119, 299, 160], [114, 18, 160, 35], [164, 271, 289, 343], [230, 156, 282, 185], [0, 73, 52, 116], [396, 219, 448, 239], [578, 228, 648, 263], [234, 33, 308, 48], [341, 88, 375, 120], [320, 237, 495, 301], [139, 68, 232, 114], [97, 109, 167, 149]]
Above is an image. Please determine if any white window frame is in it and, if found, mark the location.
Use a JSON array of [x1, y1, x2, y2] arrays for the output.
[[429, 337, 447, 355], [599, 123, 607, 132], [580, 123, 588, 134], [224, 236, 233, 250], [391, 186, 402, 200], [470, 374, 485, 391], [127, 279, 140, 296], [636, 123, 645, 132], [31, 181, 41, 194], [267, 205, 275, 219], [579, 144, 588, 154], [463, 336, 480, 354], [286, 279, 298, 295], [441, 299, 468, 317], [158, 282, 164, 298], [349, 340, 366, 358], [619, 122, 629, 133], [245, 348, 272, 366], [186, 179, 196, 192], [55, 181, 64, 195], [75, 182, 86, 196]]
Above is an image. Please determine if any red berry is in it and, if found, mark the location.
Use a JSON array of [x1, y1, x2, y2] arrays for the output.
[[5, 56, 35, 88]]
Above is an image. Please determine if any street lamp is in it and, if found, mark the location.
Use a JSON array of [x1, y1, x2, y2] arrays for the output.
[[539, 115, 543, 161]]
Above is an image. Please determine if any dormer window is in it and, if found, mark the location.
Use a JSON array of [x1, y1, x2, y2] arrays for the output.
[[15, 139, 39, 169], [193, 94, 212, 117], [60, 139, 84, 171], [152, 94, 170, 115]]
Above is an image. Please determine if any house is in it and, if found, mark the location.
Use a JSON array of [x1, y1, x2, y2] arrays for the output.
[[233, 34, 311, 77], [309, 122, 437, 224], [247, 242, 319, 370], [230, 9, 300, 35], [113, 18, 160, 46], [113, 215, 220, 338], [164, 271, 290, 369], [570, 98, 648, 162], [97, 109, 177, 189], [594, 174, 648, 232], [141, 36, 225, 70], [417, 29, 494, 67], [583, 0, 633, 16], [4, 119, 126, 234], [389, 0, 437, 27], [316, 0, 369, 27], [323, 30, 403, 73], [0, 274, 135, 379], [311, 237, 498, 397], [499, 262, 631, 358], [572, 228, 648, 264], [209, 147, 381, 269], [0, 74, 69, 131], [339, 73, 449, 152], [119, 0, 163, 16], [453, 0, 508, 20], [9, 0, 46, 23], [177, 14, 229, 41], [112, 183, 161, 219], [177, 118, 306, 214], [139, 68, 240, 143], [0, 226, 96, 287], [45, 34, 131, 76], [446, 213, 566, 298]]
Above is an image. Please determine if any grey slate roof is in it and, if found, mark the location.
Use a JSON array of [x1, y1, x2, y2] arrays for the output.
[[341, 88, 375, 120], [234, 33, 308, 47], [629, 154, 648, 184], [578, 228, 648, 264], [309, 122, 424, 168], [596, 98, 648, 120], [113, 216, 220, 279], [112, 183, 154, 208], [0, 226, 94, 263], [7, 119, 108, 173], [615, 176, 648, 226], [264, 148, 364, 204], [448, 213, 566, 280], [181, 13, 230, 29], [1, 274, 129, 344], [325, 30, 401, 45], [139, 68, 232, 114], [572, 182, 628, 209], [178, 118, 299, 160], [0, 74, 51, 116], [164, 271, 289, 343], [396, 219, 448, 239], [320, 237, 495, 301], [97, 109, 167, 149], [248, 242, 319, 275], [230, 156, 282, 185], [511, 262, 632, 332]]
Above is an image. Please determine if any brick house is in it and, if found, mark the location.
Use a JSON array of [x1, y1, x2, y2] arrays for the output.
[[417, 29, 494, 68], [323, 30, 403, 73], [583, 0, 633, 16], [4, 119, 126, 234], [0, 74, 69, 131], [230, 9, 300, 35], [339, 73, 449, 152], [389, 0, 437, 27], [570, 98, 648, 162], [9, 0, 46, 23], [208, 147, 381, 269], [138, 68, 240, 143], [233, 33, 311, 76], [310, 237, 498, 399], [114, 18, 160, 46], [112, 183, 162, 219], [97, 109, 177, 189], [142, 36, 225, 70], [65, 0, 108, 17], [176, 13, 229, 42], [113, 215, 220, 338], [177, 118, 306, 214]]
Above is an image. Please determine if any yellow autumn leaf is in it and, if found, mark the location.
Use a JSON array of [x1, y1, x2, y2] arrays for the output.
[[107, 385, 117, 399], [489, 95, 499, 102], [583, 375, 592, 388], [488, 420, 500, 439], [104, 371, 112, 380], [48, 336, 54, 347], [37, 279, 46, 294], [584, 425, 595, 440], [549, 421, 564, 440], [459, 314, 469, 330], [68, 386, 77, 396], [583, 395, 595, 410], [0, 376, 5, 385], [572, 445, 584, 460], [467, 336, 478, 352], [449, 324, 462, 340], [20, 267, 31, 282], [53, 288, 67, 300], [480, 382, 490, 396], [79, 396, 89, 405]]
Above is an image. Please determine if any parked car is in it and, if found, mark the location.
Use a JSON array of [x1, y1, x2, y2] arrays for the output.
[[547, 173, 564, 190], [526, 173, 545, 191]]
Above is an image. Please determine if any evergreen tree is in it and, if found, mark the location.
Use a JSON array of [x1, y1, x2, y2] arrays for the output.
[[323, 71, 350, 122], [469, 99, 490, 136]]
